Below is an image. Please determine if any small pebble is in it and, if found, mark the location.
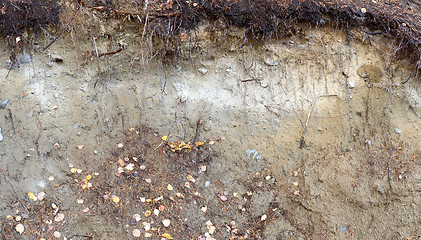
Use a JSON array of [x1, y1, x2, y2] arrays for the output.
[[220, 196, 228, 201], [198, 68, 208, 75], [261, 214, 267, 221], [395, 128, 402, 134], [0, 99, 9, 109]]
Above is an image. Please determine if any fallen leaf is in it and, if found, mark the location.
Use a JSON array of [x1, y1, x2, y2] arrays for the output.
[[15, 223, 24, 234], [162, 219, 171, 227], [145, 232, 152, 237], [53, 231, 61, 238], [54, 213, 65, 222], [27, 192, 34, 200], [186, 175, 196, 183], [112, 196, 120, 203], [209, 225, 216, 234], [132, 229, 141, 237], [133, 214, 141, 222], [162, 136, 168, 141], [144, 210, 151, 217], [162, 233, 173, 239], [201, 206, 207, 213], [37, 192, 45, 201]]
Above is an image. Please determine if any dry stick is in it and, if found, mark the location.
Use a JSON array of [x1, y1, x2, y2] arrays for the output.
[[42, 2, 80, 51], [8, 109, 16, 134], [240, 78, 262, 82], [92, 37, 101, 88], [402, 66, 417, 84], [300, 98, 316, 149], [299, 94, 338, 149], [192, 104, 212, 144]]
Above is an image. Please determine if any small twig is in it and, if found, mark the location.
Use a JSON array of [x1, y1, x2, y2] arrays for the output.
[[299, 94, 338, 149], [80, 48, 122, 71], [93, 37, 101, 88], [192, 104, 212, 143], [173, 97, 185, 137], [97, 48, 122, 57], [34, 113, 42, 145], [8, 109, 16, 134], [240, 78, 262, 82], [43, 1, 80, 51], [299, 99, 316, 149], [402, 66, 416, 84]]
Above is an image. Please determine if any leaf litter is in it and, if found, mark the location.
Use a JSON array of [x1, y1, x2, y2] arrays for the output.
[[1, 124, 286, 239]]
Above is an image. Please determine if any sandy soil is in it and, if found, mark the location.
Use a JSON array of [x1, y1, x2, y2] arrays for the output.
[[1, 17, 421, 239]]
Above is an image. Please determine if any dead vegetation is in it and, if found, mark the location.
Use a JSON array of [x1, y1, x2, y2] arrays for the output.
[[1, 0, 421, 78]]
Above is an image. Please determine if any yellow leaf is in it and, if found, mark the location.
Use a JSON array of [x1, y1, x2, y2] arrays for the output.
[[144, 210, 151, 217], [167, 184, 173, 191], [27, 192, 34, 200], [195, 142, 204, 147], [162, 136, 168, 141], [112, 196, 120, 203], [70, 168, 78, 173], [86, 175, 92, 180], [162, 233, 173, 239]]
